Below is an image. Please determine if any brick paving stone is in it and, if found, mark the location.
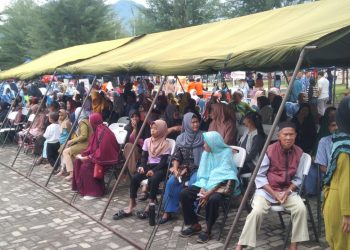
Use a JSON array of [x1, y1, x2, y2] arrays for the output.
[[0, 145, 330, 249]]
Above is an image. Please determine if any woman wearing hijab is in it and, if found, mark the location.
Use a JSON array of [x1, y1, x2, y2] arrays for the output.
[[123, 110, 148, 175], [312, 106, 336, 155], [91, 90, 108, 114], [163, 103, 182, 140], [180, 131, 240, 242], [257, 96, 273, 125], [239, 112, 266, 174], [62, 107, 92, 181], [323, 96, 350, 250], [190, 89, 200, 104], [159, 113, 204, 224], [179, 92, 191, 115], [66, 99, 77, 123], [113, 120, 171, 220], [72, 113, 119, 200], [291, 103, 317, 154], [208, 103, 236, 145], [55, 109, 72, 177]]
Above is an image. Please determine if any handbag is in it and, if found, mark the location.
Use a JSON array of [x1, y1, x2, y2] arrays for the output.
[[93, 127, 106, 179], [93, 163, 104, 179], [215, 180, 234, 196]]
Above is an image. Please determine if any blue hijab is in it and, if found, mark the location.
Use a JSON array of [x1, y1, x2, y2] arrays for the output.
[[193, 131, 240, 195]]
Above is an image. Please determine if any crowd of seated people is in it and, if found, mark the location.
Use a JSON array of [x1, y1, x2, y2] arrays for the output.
[[1, 70, 349, 247]]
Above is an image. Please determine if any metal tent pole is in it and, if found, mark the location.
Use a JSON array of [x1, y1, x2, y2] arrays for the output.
[[98, 76, 168, 221], [222, 46, 317, 250], [175, 76, 186, 93], [332, 67, 336, 106], [43, 76, 97, 186], [10, 71, 57, 169]]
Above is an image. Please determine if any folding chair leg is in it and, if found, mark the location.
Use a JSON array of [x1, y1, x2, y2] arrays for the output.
[[278, 212, 285, 229], [305, 199, 319, 242], [283, 220, 292, 250], [218, 199, 231, 240], [105, 166, 117, 193], [316, 165, 322, 236], [2, 129, 11, 147]]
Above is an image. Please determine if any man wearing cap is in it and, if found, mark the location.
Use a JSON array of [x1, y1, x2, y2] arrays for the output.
[[236, 122, 309, 250]]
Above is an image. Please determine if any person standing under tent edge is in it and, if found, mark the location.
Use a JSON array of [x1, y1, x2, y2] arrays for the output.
[[236, 122, 309, 250]]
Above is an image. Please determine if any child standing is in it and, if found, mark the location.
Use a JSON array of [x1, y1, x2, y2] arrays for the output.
[[43, 112, 61, 169]]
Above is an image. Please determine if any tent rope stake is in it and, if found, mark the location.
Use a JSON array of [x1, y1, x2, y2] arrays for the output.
[[222, 45, 317, 250]]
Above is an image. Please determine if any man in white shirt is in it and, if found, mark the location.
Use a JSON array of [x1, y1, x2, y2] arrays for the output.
[[317, 71, 329, 116]]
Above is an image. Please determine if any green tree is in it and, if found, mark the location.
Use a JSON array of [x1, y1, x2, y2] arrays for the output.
[[27, 0, 125, 58], [223, 0, 317, 18], [139, 0, 222, 32], [0, 0, 38, 70]]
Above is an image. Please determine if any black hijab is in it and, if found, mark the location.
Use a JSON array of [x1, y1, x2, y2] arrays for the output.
[[336, 96, 350, 134]]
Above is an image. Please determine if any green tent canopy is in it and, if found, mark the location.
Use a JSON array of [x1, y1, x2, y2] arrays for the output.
[[0, 36, 142, 80], [58, 0, 350, 75]]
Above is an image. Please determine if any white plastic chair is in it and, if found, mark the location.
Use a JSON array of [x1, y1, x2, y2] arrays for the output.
[[230, 146, 247, 170], [22, 108, 29, 116], [166, 138, 176, 155], [0, 111, 19, 145], [109, 123, 128, 145], [39, 87, 47, 95], [117, 116, 130, 125], [28, 114, 35, 122], [0, 111, 18, 133]]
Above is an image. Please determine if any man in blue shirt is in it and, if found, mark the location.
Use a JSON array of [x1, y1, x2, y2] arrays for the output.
[[288, 72, 303, 103]]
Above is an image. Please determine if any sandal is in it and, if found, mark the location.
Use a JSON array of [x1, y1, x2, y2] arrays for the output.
[[138, 192, 149, 201], [113, 210, 132, 220], [136, 210, 149, 219], [159, 215, 173, 224]]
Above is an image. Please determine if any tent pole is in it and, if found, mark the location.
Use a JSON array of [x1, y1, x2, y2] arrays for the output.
[[0, 81, 26, 136], [175, 75, 186, 93], [98, 76, 168, 221], [44, 76, 97, 186], [332, 68, 336, 106], [11, 71, 57, 169], [222, 46, 317, 250], [282, 70, 290, 85]]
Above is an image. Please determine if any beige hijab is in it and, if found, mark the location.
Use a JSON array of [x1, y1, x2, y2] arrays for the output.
[[147, 120, 170, 157]]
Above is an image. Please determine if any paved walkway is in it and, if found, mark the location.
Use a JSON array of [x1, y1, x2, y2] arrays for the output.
[[0, 145, 329, 249]]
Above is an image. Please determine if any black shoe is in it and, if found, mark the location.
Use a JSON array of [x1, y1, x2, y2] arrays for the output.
[[197, 232, 210, 243], [179, 227, 201, 238]]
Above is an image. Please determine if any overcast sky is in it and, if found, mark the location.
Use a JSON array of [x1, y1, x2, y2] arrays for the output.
[[0, 0, 147, 12]]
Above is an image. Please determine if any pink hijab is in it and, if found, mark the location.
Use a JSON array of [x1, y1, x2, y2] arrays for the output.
[[147, 120, 170, 158]]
